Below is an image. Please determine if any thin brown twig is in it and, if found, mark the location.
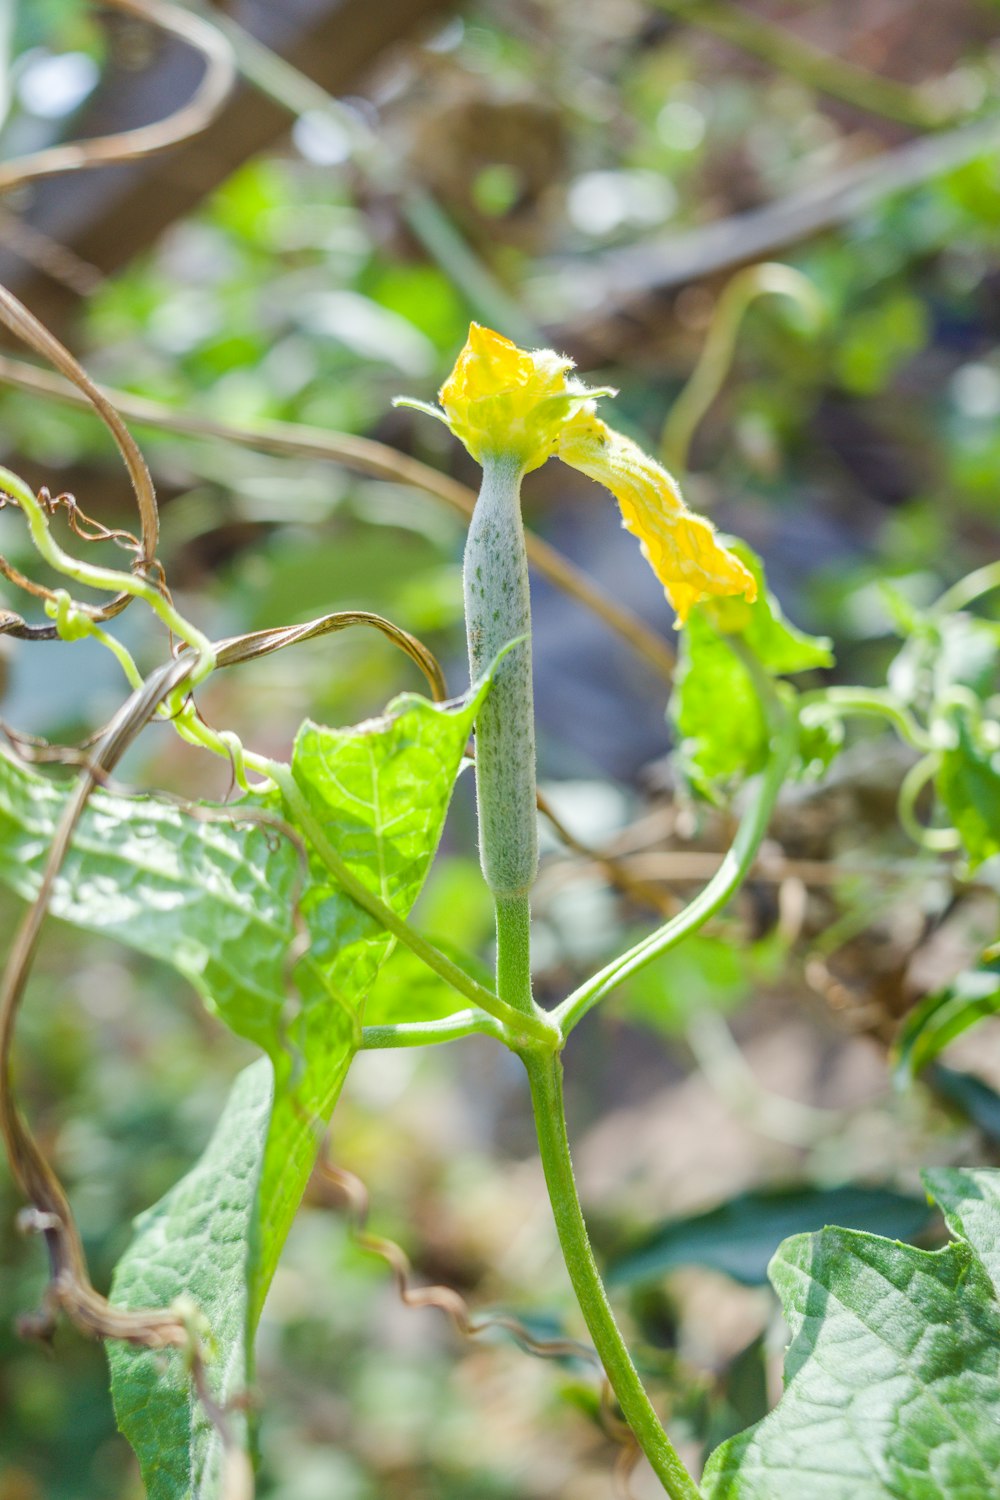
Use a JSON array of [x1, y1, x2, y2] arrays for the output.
[[546, 112, 1000, 343], [0, 483, 145, 612], [0, 354, 678, 681], [213, 609, 447, 703], [0, 721, 102, 766], [319, 1158, 596, 1360], [42, 486, 142, 552], [0, 288, 159, 595], [0, 656, 197, 1348], [0, 0, 236, 194], [537, 789, 680, 918], [0, 210, 103, 297], [317, 1155, 641, 1489]]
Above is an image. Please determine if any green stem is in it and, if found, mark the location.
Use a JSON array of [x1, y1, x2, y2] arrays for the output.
[[799, 686, 932, 752], [897, 752, 961, 852], [523, 1049, 701, 1500], [465, 453, 539, 902], [361, 1011, 504, 1049], [464, 455, 549, 1027], [496, 893, 534, 1014], [934, 559, 1000, 617], [660, 263, 823, 472], [0, 465, 211, 663], [269, 762, 557, 1049], [555, 680, 795, 1036]]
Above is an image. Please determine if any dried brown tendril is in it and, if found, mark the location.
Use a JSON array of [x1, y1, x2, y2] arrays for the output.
[[316, 1153, 642, 1490]]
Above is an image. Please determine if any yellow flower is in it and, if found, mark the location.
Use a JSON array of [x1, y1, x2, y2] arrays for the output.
[[400, 324, 757, 623], [438, 323, 596, 471]]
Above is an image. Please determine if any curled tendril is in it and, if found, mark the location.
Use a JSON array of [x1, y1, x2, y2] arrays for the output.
[[315, 1153, 642, 1490]]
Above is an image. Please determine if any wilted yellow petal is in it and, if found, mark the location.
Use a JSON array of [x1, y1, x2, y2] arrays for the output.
[[557, 411, 757, 623], [437, 324, 599, 471], [401, 325, 757, 625]]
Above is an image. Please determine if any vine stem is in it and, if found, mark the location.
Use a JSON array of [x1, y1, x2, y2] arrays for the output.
[[554, 678, 795, 1037], [521, 1047, 702, 1500], [267, 761, 557, 1049], [659, 262, 822, 473], [933, 558, 1000, 616], [798, 685, 932, 752], [361, 1011, 504, 1049], [496, 894, 534, 1014]]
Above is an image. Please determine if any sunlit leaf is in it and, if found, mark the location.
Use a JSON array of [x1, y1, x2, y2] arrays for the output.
[[704, 544, 834, 677], [702, 1169, 1000, 1498], [0, 676, 488, 1499], [888, 613, 1000, 711], [924, 1166, 1000, 1293], [110, 1060, 272, 1499], [671, 542, 833, 795]]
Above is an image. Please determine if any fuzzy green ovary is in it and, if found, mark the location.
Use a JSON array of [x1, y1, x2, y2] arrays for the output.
[[464, 454, 538, 900]]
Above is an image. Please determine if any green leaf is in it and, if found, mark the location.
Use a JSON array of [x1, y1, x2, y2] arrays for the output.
[[606, 1185, 932, 1289], [0, 753, 302, 1055], [922, 1166, 1000, 1296], [706, 544, 835, 678], [109, 685, 485, 1498], [936, 708, 1000, 870], [927, 1064, 1000, 1145], [110, 1059, 272, 1499], [671, 543, 833, 795], [672, 610, 766, 792], [894, 955, 1000, 1079], [0, 677, 486, 1499], [702, 1170, 1000, 1499]]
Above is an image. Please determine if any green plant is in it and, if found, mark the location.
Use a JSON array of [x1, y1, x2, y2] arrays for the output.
[[1, 299, 999, 1500]]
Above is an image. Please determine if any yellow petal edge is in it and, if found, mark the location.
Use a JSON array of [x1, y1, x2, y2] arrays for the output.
[[557, 410, 757, 623], [438, 324, 758, 622]]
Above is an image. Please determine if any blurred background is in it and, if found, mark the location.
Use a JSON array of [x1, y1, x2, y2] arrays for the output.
[[1, 1, 999, 1495]]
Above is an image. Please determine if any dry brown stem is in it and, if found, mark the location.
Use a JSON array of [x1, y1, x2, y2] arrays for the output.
[[0, 0, 235, 194], [0, 657, 197, 1349]]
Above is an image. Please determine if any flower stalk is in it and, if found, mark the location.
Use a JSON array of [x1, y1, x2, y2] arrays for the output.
[[463, 451, 539, 1014], [524, 1048, 702, 1500], [464, 454, 538, 908], [396, 323, 767, 1494]]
